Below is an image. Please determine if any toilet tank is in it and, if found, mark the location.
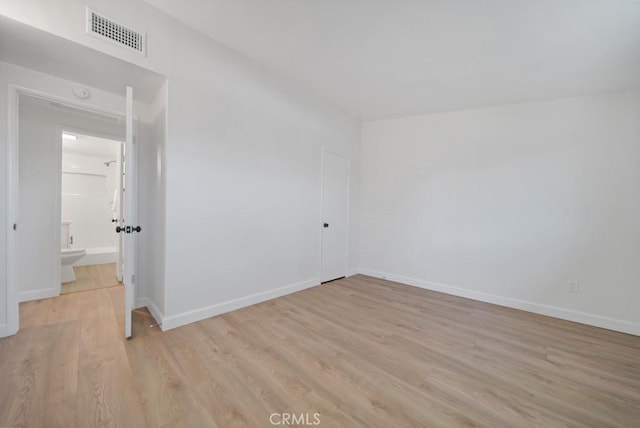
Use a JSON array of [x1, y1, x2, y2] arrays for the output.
[[61, 221, 71, 249]]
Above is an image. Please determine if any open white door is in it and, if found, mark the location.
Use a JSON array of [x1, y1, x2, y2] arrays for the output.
[[320, 150, 349, 283], [116, 142, 124, 283], [123, 86, 137, 339]]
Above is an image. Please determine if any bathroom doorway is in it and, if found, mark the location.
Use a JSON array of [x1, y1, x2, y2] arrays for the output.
[[14, 93, 127, 304], [10, 89, 141, 339], [60, 131, 124, 295]]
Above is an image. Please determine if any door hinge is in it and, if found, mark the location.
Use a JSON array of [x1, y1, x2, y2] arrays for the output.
[[13, 223, 17, 231], [131, 274, 135, 283]]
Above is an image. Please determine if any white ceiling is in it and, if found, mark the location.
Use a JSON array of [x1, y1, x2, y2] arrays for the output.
[[63, 133, 121, 160], [145, 0, 640, 120]]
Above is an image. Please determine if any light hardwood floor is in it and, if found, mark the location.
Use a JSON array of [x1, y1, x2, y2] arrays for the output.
[[61, 263, 122, 294], [1, 274, 639, 427]]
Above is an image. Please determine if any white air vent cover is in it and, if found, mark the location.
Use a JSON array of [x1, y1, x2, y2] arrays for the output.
[[86, 8, 146, 55]]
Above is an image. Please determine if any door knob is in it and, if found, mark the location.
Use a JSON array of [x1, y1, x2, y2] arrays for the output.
[[323, 223, 329, 228], [117, 225, 142, 233], [111, 219, 118, 223]]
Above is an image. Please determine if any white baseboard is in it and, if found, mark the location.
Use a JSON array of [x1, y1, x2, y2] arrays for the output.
[[347, 268, 359, 277], [357, 268, 640, 336], [73, 248, 118, 266], [136, 297, 164, 327], [19, 288, 58, 303], [0, 323, 17, 338], [160, 277, 320, 331]]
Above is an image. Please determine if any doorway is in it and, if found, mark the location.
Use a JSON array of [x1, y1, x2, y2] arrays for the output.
[[9, 88, 138, 338], [320, 150, 350, 283], [59, 131, 124, 295]]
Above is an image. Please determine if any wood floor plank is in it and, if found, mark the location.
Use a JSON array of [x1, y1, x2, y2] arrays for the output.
[[272, 296, 498, 427], [125, 327, 219, 428], [77, 289, 122, 349], [2, 274, 640, 427], [200, 316, 312, 408], [61, 264, 121, 295], [76, 342, 147, 428], [282, 391, 359, 428], [18, 298, 53, 329], [164, 325, 270, 427], [44, 292, 81, 325], [0, 321, 80, 428]]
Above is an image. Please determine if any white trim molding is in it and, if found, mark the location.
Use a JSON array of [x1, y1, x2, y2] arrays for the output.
[[4, 84, 20, 337], [19, 288, 58, 303], [347, 268, 359, 277], [136, 297, 164, 327], [357, 268, 640, 337], [0, 323, 10, 338], [160, 278, 320, 331]]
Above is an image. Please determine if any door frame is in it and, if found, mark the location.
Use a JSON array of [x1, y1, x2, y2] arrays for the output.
[[5, 84, 128, 336], [319, 147, 351, 283]]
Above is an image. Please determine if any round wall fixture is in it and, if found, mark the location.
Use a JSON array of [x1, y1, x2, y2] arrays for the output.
[[72, 86, 91, 99]]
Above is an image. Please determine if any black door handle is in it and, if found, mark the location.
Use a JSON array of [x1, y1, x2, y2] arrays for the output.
[[116, 225, 142, 233], [323, 223, 329, 228], [111, 219, 118, 223]]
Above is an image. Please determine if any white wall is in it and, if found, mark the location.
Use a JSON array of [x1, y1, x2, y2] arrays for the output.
[[136, 81, 167, 316], [62, 150, 120, 250], [161, 63, 360, 329], [1, 1, 361, 330], [16, 92, 125, 302], [360, 91, 640, 334]]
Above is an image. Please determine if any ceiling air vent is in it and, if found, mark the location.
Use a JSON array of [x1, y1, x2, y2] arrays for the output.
[[86, 8, 146, 55]]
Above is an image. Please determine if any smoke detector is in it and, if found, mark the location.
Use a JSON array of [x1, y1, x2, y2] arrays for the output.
[[72, 86, 91, 99]]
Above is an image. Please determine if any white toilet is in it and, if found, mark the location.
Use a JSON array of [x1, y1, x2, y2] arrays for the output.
[[61, 221, 85, 283], [61, 249, 87, 283]]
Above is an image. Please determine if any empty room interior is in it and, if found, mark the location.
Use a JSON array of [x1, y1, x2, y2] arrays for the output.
[[0, 1, 639, 427]]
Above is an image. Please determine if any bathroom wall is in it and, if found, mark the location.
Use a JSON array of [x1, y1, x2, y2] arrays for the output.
[[61, 140, 121, 252]]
